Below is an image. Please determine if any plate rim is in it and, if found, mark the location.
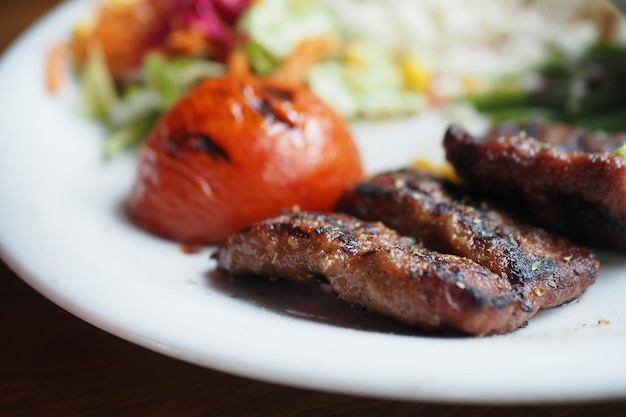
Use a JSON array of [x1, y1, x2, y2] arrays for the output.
[[2, 0, 626, 405]]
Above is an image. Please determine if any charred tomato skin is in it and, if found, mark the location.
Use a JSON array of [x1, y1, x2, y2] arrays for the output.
[[128, 75, 365, 244]]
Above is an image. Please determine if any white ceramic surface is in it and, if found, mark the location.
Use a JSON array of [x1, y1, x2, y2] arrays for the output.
[[2, 0, 626, 405]]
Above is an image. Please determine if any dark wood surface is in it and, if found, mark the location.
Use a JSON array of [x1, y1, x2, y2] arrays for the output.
[[2, 1, 626, 416]]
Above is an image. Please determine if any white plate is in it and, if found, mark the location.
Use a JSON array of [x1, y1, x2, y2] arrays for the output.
[[2, 0, 626, 405]]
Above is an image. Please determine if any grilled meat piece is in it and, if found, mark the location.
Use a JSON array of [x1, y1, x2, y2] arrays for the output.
[[444, 122, 626, 251], [215, 210, 535, 336], [486, 122, 626, 153], [337, 168, 599, 310]]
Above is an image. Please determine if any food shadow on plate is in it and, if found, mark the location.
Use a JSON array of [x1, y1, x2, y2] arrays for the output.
[[113, 197, 136, 228], [205, 269, 463, 338], [593, 248, 626, 269]]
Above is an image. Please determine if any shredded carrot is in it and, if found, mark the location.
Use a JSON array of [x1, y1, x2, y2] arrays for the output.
[[165, 27, 210, 57], [46, 42, 68, 93], [271, 35, 338, 86], [575, 0, 621, 43], [70, 0, 173, 78], [227, 49, 251, 76], [424, 73, 447, 108], [597, 5, 621, 43]]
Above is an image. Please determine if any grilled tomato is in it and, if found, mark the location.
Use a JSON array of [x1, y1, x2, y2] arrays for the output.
[[128, 74, 364, 244]]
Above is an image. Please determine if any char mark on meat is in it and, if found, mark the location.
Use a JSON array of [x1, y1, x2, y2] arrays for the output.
[[336, 168, 598, 310], [444, 122, 626, 251], [215, 210, 535, 336]]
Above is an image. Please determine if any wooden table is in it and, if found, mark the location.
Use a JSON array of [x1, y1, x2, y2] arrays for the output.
[[2, 1, 626, 415]]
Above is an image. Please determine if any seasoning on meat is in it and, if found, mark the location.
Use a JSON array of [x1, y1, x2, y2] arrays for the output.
[[215, 210, 536, 336], [444, 122, 626, 251], [336, 168, 599, 311]]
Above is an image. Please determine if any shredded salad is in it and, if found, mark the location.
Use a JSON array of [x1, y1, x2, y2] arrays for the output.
[[52, 0, 626, 155]]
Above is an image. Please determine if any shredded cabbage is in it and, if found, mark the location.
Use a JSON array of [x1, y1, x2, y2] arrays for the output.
[[308, 43, 425, 119], [81, 45, 118, 120], [80, 47, 226, 156], [143, 53, 226, 108]]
